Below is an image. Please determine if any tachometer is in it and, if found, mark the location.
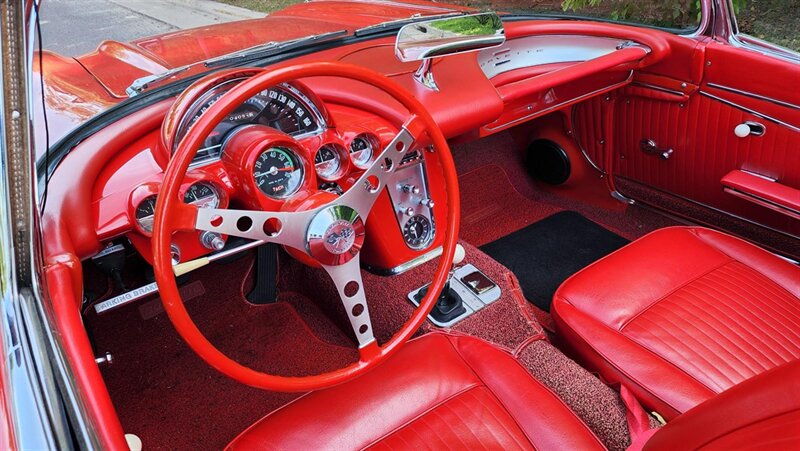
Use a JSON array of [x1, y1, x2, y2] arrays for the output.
[[135, 195, 158, 234], [314, 144, 344, 180], [253, 147, 304, 198]]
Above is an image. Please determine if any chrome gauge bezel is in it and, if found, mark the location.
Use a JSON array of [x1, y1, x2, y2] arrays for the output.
[[314, 143, 348, 181], [134, 194, 159, 236], [253, 146, 306, 200], [174, 79, 327, 167], [403, 214, 434, 250], [349, 133, 379, 169], [183, 181, 221, 209]]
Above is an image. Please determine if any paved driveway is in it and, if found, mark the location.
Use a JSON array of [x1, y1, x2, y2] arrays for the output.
[[39, 0, 262, 57]]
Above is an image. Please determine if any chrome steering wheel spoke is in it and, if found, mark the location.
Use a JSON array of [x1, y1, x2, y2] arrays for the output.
[[195, 207, 315, 254], [194, 117, 424, 353], [338, 121, 419, 222], [321, 256, 376, 350]]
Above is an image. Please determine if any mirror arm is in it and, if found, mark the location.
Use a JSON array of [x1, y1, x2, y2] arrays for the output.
[[413, 59, 439, 92]]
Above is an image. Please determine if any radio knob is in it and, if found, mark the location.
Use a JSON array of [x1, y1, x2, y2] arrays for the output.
[[420, 198, 435, 208], [404, 207, 415, 217], [401, 184, 420, 194]]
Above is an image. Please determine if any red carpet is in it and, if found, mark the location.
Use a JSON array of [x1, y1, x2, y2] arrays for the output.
[[459, 164, 560, 246], [517, 340, 633, 451], [88, 256, 357, 450], [276, 241, 545, 352]]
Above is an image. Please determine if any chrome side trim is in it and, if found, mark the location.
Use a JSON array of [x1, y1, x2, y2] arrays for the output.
[[699, 91, 800, 134], [723, 187, 800, 218], [610, 190, 635, 205], [721, 0, 800, 64], [707, 83, 800, 111], [363, 246, 443, 276], [616, 177, 799, 241]]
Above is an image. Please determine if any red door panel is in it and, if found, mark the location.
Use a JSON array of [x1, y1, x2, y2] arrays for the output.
[[573, 37, 800, 250], [613, 90, 800, 236]]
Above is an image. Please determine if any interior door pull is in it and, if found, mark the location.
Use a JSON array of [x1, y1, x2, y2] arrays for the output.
[[640, 139, 673, 160], [734, 121, 766, 138]]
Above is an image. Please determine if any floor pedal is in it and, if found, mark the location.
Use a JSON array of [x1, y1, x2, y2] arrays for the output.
[[247, 243, 279, 304]]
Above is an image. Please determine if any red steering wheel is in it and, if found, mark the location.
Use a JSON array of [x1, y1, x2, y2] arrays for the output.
[[152, 62, 460, 391]]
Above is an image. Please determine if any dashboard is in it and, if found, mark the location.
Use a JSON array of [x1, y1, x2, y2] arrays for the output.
[[94, 72, 443, 271], [57, 21, 675, 275]]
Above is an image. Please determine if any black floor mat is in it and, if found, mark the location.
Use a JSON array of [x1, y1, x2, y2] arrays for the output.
[[479, 211, 629, 312]]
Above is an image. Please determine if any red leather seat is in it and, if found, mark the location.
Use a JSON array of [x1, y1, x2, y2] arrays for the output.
[[552, 226, 800, 419], [227, 333, 606, 450]]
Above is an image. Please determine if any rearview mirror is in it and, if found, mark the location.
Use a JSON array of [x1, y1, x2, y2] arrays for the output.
[[395, 13, 505, 91], [395, 13, 505, 62]]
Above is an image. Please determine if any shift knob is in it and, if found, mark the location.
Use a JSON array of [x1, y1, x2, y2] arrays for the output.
[[452, 243, 466, 265]]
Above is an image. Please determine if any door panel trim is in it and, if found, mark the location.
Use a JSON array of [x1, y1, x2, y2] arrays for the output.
[[706, 82, 800, 111], [699, 91, 800, 133]]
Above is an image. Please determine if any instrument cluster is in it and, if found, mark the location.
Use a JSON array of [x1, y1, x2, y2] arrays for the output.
[[123, 77, 393, 265]]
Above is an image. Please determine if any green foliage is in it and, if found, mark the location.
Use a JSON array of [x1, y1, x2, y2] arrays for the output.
[[430, 14, 502, 36], [560, 0, 747, 28]]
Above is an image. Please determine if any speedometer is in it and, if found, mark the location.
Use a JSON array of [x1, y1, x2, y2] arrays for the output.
[[174, 81, 324, 164], [253, 147, 304, 199]]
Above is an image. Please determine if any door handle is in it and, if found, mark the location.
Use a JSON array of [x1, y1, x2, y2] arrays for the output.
[[640, 139, 673, 160], [734, 121, 766, 137]]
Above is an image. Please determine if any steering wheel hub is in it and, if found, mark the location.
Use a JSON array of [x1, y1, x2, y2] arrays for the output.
[[307, 205, 365, 265]]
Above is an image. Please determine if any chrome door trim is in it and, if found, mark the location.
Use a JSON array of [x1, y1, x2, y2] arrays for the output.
[[706, 83, 800, 111], [699, 91, 800, 134], [616, 176, 800, 242]]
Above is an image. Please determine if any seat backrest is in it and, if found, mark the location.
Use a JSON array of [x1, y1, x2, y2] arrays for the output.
[[645, 359, 800, 450]]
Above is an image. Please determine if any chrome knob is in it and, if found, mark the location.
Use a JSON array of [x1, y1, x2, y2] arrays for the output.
[[420, 198, 435, 208], [404, 207, 415, 217], [170, 244, 181, 265], [402, 184, 420, 194], [200, 231, 225, 251]]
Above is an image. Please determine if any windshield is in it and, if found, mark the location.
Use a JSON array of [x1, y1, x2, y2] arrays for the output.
[[35, 0, 702, 158]]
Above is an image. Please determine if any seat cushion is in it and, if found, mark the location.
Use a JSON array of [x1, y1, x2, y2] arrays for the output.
[[227, 333, 604, 450], [553, 226, 800, 419]]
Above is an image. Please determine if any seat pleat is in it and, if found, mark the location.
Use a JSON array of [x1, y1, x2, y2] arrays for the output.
[[624, 261, 800, 393], [368, 387, 534, 451]]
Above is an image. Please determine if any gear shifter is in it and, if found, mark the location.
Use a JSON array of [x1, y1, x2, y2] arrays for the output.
[[414, 244, 467, 323], [414, 277, 467, 323]]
